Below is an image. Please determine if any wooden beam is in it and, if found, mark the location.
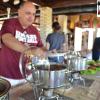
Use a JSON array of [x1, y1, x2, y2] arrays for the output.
[[46, 0, 97, 8]]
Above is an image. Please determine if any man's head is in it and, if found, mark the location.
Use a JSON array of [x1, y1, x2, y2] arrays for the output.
[[52, 22, 61, 30], [18, 1, 36, 28]]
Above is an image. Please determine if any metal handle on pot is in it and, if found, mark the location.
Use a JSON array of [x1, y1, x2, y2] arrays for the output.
[[19, 50, 25, 77], [19, 46, 39, 82], [19, 46, 35, 77]]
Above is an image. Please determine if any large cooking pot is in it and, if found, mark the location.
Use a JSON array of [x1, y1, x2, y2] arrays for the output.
[[70, 57, 87, 71], [20, 62, 67, 89], [0, 78, 11, 100], [33, 63, 67, 89], [19, 47, 68, 89]]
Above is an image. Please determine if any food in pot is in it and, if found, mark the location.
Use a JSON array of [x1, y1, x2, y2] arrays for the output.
[[36, 64, 66, 71]]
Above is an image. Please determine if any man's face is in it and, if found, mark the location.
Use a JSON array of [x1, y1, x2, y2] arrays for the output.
[[18, 3, 36, 27]]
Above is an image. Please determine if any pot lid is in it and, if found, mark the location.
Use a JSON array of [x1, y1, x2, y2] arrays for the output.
[[0, 78, 11, 97]]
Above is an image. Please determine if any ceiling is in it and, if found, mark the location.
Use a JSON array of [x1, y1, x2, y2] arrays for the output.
[[0, 0, 97, 17]]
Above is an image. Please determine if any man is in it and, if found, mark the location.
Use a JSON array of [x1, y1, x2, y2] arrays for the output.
[[46, 22, 66, 63], [92, 37, 100, 61], [46, 22, 65, 52], [0, 1, 45, 84]]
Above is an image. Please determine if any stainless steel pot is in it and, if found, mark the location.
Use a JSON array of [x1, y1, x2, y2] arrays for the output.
[[0, 78, 11, 100], [19, 47, 68, 89], [70, 57, 87, 71], [34, 63, 67, 89]]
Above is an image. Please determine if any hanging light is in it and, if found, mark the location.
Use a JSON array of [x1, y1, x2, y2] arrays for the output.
[[13, 0, 20, 5], [3, 0, 9, 3]]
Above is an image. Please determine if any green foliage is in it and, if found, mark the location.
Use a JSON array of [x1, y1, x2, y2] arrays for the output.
[[80, 69, 96, 75]]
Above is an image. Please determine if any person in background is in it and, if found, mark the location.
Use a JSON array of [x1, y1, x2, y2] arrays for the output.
[[46, 22, 66, 63], [92, 37, 100, 61], [0, 1, 45, 86], [46, 22, 66, 52]]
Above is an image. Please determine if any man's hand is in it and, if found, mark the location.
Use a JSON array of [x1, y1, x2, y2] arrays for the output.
[[24, 47, 47, 59], [51, 49, 57, 53]]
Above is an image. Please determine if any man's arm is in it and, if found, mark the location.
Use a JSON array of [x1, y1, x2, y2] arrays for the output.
[[2, 33, 46, 58], [45, 42, 50, 50], [2, 33, 27, 53]]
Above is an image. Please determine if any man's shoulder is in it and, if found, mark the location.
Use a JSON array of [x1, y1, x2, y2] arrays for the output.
[[95, 37, 100, 41], [30, 25, 37, 29], [47, 33, 53, 37], [4, 18, 18, 24], [29, 25, 39, 32], [5, 18, 17, 21], [96, 37, 100, 39]]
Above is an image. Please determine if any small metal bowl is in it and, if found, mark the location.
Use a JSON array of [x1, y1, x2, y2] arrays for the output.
[[0, 78, 11, 100]]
